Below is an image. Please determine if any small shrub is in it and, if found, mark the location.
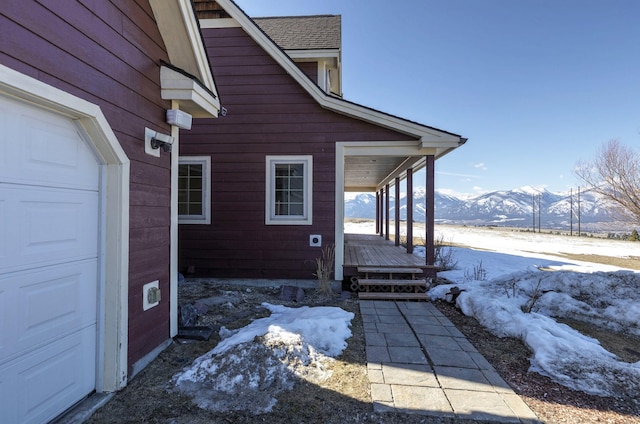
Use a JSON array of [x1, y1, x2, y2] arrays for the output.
[[434, 234, 458, 271], [464, 260, 487, 281], [503, 278, 518, 298], [313, 244, 335, 295], [521, 279, 545, 313]]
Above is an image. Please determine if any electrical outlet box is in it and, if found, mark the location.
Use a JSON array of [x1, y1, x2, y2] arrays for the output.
[[310, 234, 322, 247], [143, 280, 160, 311]]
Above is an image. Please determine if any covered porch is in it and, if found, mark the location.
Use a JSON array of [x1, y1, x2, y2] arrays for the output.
[[334, 136, 466, 282]]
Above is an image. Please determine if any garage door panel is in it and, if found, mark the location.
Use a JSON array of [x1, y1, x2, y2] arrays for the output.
[[0, 185, 99, 275], [1, 94, 100, 423], [0, 327, 96, 424], [0, 96, 100, 191], [0, 260, 97, 364]]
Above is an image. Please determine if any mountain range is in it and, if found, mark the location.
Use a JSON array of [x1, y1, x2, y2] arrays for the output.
[[345, 186, 625, 232]]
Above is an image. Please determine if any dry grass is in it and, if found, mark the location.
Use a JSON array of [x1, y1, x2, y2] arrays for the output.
[[86, 282, 640, 423]]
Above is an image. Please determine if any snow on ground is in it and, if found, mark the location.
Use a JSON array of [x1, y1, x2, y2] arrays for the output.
[[171, 221, 640, 411], [421, 225, 640, 399], [171, 303, 354, 414], [347, 221, 640, 398]]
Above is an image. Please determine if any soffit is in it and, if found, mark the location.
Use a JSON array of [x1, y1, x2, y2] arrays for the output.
[[344, 156, 405, 189]]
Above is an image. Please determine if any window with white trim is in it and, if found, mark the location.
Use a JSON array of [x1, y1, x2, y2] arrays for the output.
[[266, 155, 313, 225], [178, 156, 211, 224]]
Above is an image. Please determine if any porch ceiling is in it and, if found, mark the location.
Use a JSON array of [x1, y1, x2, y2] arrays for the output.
[[344, 155, 418, 191]]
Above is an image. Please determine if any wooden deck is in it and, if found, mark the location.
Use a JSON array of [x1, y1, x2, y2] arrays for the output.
[[343, 233, 434, 279]]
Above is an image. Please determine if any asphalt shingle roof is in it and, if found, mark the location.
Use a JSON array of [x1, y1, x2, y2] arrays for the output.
[[254, 15, 341, 50]]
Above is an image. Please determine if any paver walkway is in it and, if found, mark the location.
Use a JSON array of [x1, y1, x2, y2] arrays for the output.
[[360, 300, 540, 423]]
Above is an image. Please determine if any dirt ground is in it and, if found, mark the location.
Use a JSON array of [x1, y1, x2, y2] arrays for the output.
[[84, 280, 640, 424]]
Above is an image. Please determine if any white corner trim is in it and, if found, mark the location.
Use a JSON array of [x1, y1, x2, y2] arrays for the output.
[[169, 115, 180, 338], [0, 63, 130, 392], [334, 144, 346, 281]]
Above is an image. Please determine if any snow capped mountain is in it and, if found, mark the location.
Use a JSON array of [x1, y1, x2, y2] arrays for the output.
[[345, 187, 619, 231]]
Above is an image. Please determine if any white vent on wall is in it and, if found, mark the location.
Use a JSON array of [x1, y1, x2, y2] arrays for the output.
[[309, 234, 322, 247]]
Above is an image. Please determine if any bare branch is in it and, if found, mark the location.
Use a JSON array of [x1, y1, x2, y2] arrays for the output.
[[575, 139, 640, 225]]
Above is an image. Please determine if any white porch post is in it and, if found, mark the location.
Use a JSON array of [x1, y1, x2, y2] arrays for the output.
[[394, 177, 401, 246]]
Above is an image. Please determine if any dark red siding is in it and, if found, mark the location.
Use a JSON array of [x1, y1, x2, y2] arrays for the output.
[[1, 0, 172, 371], [296, 61, 318, 83], [179, 27, 417, 279]]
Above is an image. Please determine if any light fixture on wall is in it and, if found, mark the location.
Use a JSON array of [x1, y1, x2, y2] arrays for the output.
[[144, 127, 174, 157], [150, 132, 174, 152], [166, 109, 192, 130]]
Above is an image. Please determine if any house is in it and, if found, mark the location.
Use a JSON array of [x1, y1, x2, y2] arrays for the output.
[[0, 1, 219, 422], [179, 0, 466, 281]]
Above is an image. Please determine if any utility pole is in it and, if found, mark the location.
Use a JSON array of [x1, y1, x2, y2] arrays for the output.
[[532, 193, 536, 232], [570, 188, 573, 236], [538, 194, 541, 233], [577, 186, 581, 236]]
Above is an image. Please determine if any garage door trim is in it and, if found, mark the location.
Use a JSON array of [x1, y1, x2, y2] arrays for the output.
[[0, 64, 130, 392]]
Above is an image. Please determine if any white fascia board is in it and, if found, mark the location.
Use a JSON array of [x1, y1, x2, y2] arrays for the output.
[[339, 140, 434, 156], [149, 0, 218, 98], [286, 49, 340, 61], [160, 66, 220, 118], [214, 0, 462, 146], [200, 18, 241, 29]]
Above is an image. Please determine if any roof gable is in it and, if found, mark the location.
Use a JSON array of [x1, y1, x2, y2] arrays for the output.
[[200, 0, 465, 157]]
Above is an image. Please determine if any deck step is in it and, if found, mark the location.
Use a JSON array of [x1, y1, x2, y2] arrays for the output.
[[357, 266, 423, 275], [357, 278, 427, 286], [358, 292, 429, 300]]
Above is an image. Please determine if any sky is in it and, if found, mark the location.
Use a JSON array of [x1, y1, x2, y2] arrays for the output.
[[233, 0, 640, 196]]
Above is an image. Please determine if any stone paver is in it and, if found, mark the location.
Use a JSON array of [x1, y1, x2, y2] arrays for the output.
[[361, 300, 540, 423]]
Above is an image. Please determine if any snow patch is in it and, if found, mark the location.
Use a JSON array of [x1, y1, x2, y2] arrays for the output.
[[170, 303, 354, 414]]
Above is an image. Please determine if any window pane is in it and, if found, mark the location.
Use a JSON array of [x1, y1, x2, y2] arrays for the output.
[[289, 163, 303, 176], [189, 203, 202, 215], [289, 177, 303, 190], [289, 204, 304, 215], [290, 191, 304, 203], [178, 163, 204, 218], [275, 176, 288, 190]]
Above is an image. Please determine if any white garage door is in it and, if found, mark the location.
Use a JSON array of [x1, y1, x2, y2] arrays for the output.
[[0, 95, 101, 423]]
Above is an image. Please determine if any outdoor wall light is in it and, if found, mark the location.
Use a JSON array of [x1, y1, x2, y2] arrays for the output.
[[144, 127, 174, 157], [151, 131, 174, 152], [166, 108, 192, 130]]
